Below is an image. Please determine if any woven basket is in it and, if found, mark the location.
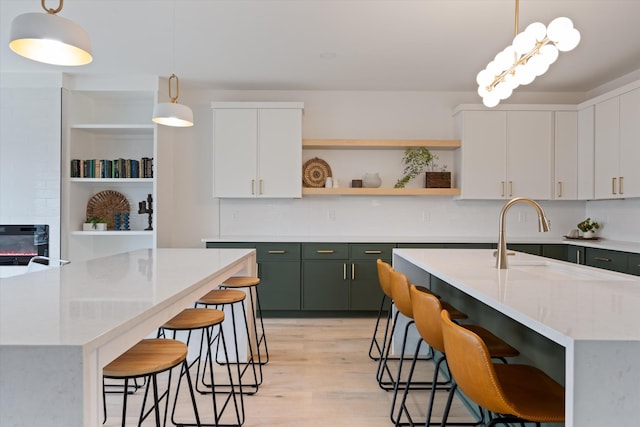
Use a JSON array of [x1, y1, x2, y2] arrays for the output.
[[425, 172, 451, 188]]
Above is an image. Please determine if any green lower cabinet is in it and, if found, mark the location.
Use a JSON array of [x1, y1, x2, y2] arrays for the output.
[[628, 254, 640, 276], [566, 245, 586, 264], [506, 243, 541, 256], [302, 259, 350, 310], [257, 260, 301, 310], [586, 248, 628, 274], [542, 244, 568, 261]]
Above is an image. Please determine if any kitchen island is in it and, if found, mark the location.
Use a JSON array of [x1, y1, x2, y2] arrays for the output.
[[392, 248, 640, 427], [0, 248, 256, 427]]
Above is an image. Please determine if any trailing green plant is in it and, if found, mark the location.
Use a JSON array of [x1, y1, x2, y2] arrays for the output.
[[577, 218, 600, 232], [86, 216, 106, 229], [394, 147, 439, 188]]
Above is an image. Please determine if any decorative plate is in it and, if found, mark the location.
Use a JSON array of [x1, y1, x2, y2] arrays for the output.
[[563, 236, 601, 241], [303, 157, 332, 188], [86, 190, 130, 230]]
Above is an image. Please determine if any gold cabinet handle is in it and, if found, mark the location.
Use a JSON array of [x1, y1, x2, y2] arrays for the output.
[[351, 263, 355, 280], [594, 257, 612, 262], [577, 250, 581, 264], [343, 263, 347, 280], [251, 179, 255, 195], [364, 250, 382, 254], [557, 182, 563, 198], [267, 250, 286, 254], [509, 181, 513, 197], [259, 179, 264, 195], [316, 250, 335, 254], [612, 177, 617, 195], [501, 181, 505, 197], [619, 176, 624, 195]]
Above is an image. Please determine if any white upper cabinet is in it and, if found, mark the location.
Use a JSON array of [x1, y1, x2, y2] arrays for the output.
[[554, 111, 578, 200], [577, 106, 595, 200], [594, 88, 640, 199], [212, 102, 303, 198], [455, 108, 553, 200]]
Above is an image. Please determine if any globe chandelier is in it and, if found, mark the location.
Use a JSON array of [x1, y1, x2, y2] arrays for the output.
[[476, 0, 580, 108]]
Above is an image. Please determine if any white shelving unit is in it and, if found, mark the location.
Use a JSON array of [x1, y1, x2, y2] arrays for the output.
[[62, 86, 158, 261]]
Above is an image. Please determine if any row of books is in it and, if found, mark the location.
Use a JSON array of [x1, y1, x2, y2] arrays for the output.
[[70, 158, 154, 179]]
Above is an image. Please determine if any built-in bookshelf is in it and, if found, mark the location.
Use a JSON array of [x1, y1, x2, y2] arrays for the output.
[[62, 83, 159, 261]]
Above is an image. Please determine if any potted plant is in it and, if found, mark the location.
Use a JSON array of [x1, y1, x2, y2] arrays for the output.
[[577, 218, 600, 239], [425, 162, 451, 189], [395, 147, 440, 188], [83, 216, 107, 231]]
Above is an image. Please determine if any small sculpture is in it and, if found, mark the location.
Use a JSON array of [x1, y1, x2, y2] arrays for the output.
[[138, 194, 154, 231]]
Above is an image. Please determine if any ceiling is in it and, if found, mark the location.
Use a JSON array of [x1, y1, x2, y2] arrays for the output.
[[1, 0, 639, 94]]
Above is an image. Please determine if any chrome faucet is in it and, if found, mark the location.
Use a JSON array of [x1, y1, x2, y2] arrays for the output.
[[496, 197, 550, 269]]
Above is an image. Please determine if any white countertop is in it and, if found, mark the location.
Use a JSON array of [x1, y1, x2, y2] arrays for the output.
[[393, 248, 640, 345], [202, 235, 640, 254], [0, 248, 254, 347]]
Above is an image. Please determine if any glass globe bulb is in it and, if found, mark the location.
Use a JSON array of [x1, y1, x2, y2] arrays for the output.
[[525, 22, 547, 42], [539, 44, 559, 64], [513, 31, 536, 55], [515, 64, 536, 85], [476, 69, 494, 87], [493, 82, 513, 100], [483, 94, 500, 108], [528, 54, 550, 77], [547, 17, 574, 43], [555, 28, 581, 52]]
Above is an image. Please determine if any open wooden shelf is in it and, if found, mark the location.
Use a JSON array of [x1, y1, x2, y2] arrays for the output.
[[302, 139, 461, 149], [302, 187, 461, 196]]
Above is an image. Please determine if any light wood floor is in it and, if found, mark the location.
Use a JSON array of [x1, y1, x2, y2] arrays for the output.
[[104, 317, 474, 426]]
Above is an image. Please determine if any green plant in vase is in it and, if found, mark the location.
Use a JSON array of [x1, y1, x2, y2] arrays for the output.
[[85, 216, 106, 230], [577, 218, 600, 238], [395, 147, 438, 188]]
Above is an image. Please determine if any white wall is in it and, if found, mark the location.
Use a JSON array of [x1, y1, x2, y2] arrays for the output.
[[0, 75, 62, 259], [162, 88, 629, 247]]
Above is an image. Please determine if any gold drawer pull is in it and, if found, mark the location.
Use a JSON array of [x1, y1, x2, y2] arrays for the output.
[[267, 250, 286, 254], [317, 250, 335, 254], [364, 250, 382, 254], [594, 257, 612, 262]]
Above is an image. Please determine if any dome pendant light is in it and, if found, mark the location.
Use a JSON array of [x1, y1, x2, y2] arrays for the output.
[[476, 0, 580, 107], [152, 74, 194, 127], [9, 0, 92, 66]]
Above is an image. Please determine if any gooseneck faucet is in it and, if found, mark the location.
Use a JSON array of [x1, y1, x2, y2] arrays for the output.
[[496, 197, 550, 269]]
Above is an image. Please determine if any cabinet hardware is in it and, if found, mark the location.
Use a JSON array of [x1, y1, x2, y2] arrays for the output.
[[612, 177, 617, 195], [251, 179, 255, 195], [317, 250, 335, 254], [594, 257, 612, 262], [364, 250, 382, 254], [619, 176, 624, 195], [268, 250, 286, 254], [557, 182, 563, 198], [577, 250, 581, 264], [501, 181, 505, 197], [351, 263, 355, 280], [343, 263, 347, 280], [509, 181, 513, 197], [259, 179, 264, 195]]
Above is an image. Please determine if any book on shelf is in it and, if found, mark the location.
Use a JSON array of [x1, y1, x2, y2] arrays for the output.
[[71, 158, 153, 178]]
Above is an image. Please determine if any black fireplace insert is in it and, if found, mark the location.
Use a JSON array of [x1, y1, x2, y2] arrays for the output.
[[0, 225, 49, 266]]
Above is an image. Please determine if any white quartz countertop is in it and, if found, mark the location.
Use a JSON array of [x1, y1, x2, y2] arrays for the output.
[[0, 248, 254, 347], [202, 235, 640, 253], [393, 249, 640, 345]]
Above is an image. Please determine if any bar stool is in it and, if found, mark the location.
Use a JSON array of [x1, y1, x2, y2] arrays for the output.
[[440, 310, 565, 426], [219, 276, 269, 366], [103, 338, 200, 427], [395, 286, 519, 426], [379, 270, 468, 423], [159, 308, 243, 427], [196, 289, 262, 394]]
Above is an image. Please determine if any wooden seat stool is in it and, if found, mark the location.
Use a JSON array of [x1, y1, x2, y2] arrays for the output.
[[219, 276, 269, 366], [103, 338, 200, 427], [196, 289, 262, 395], [159, 308, 243, 427]]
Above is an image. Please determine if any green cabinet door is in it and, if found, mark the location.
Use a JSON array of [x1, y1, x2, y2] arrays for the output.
[[628, 254, 640, 276], [506, 243, 542, 255], [542, 244, 568, 261], [348, 243, 395, 311], [566, 245, 586, 264], [302, 260, 349, 310], [255, 243, 301, 311], [585, 248, 628, 273]]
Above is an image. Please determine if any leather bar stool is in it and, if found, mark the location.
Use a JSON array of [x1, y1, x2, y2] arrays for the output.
[[196, 289, 262, 395], [159, 308, 243, 427], [395, 286, 519, 426], [378, 269, 468, 422], [219, 276, 269, 366], [103, 338, 200, 427], [440, 310, 565, 426]]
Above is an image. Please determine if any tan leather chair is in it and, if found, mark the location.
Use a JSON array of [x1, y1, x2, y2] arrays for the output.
[[440, 310, 565, 426], [368, 259, 394, 360], [395, 285, 519, 426]]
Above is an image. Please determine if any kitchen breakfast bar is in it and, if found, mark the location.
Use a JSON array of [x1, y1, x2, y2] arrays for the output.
[[393, 248, 640, 427], [0, 248, 256, 427]]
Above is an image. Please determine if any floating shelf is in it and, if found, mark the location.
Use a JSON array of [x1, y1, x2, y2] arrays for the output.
[[71, 124, 154, 135], [302, 187, 461, 196], [70, 230, 153, 236], [302, 139, 461, 150], [70, 178, 154, 183]]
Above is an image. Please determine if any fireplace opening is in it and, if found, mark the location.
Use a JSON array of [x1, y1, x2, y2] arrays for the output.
[[0, 225, 49, 266]]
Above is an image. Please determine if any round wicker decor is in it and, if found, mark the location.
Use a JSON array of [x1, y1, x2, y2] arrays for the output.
[[86, 190, 130, 230], [302, 157, 332, 188]]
